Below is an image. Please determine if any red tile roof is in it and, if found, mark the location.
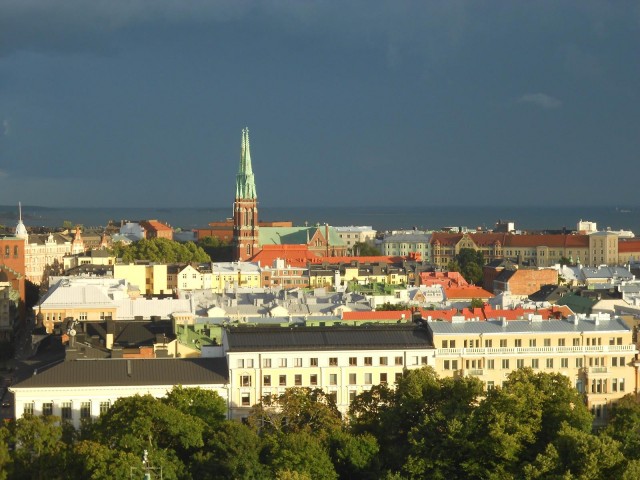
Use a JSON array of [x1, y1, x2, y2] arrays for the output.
[[140, 219, 172, 232], [342, 310, 413, 321], [444, 286, 494, 299], [618, 239, 640, 253]]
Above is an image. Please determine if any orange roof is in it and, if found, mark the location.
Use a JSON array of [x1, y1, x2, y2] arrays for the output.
[[342, 310, 413, 321], [619, 239, 640, 253], [309, 255, 405, 265], [420, 271, 469, 287], [506, 234, 589, 248], [140, 219, 172, 232], [417, 304, 573, 322], [444, 285, 494, 299], [251, 245, 316, 267]]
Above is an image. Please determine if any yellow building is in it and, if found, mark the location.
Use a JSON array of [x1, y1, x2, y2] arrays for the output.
[[427, 313, 639, 424], [113, 263, 169, 296]]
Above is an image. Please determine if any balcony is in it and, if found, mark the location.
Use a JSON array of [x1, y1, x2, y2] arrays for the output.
[[436, 344, 637, 357], [464, 369, 484, 377]]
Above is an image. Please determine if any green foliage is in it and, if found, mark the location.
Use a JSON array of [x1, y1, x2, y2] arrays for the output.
[[605, 394, 640, 459], [353, 242, 382, 256], [375, 302, 410, 311], [263, 431, 338, 480], [450, 248, 485, 285], [197, 236, 234, 261], [110, 238, 211, 264], [470, 298, 484, 308], [190, 421, 265, 480], [3, 372, 639, 479], [248, 387, 342, 438], [163, 385, 226, 428], [8, 415, 68, 480], [328, 430, 380, 479]]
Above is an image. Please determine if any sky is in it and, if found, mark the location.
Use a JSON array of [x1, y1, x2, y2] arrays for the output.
[[0, 1, 639, 208]]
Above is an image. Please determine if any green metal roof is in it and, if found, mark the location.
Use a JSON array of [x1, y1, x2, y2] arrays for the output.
[[259, 226, 346, 246]]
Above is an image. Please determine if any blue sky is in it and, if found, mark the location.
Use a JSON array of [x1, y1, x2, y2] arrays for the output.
[[0, 1, 638, 208]]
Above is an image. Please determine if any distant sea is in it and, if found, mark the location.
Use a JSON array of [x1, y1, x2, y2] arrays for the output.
[[1, 205, 639, 235]]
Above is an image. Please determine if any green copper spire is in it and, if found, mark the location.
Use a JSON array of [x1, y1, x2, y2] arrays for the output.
[[236, 127, 257, 199]]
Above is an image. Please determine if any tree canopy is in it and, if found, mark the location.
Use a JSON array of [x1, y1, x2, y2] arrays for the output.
[[4, 373, 640, 479], [110, 238, 211, 264], [447, 247, 485, 285]]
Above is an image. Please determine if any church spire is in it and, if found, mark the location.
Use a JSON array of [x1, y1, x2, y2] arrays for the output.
[[236, 127, 257, 199], [15, 202, 28, 239]]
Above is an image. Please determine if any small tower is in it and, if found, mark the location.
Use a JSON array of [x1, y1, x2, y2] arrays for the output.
[[14, 202, 28, 240], [233, 128, 260, 261], [71, 226, 85, 254]]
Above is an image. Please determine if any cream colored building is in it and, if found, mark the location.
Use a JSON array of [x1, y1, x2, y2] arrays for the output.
[[209, 262, 261, 292], [25, 233, 75, 284], [427, 313, 639, 424], [223, 325, 434, 420], [334, 226, 377, 255], [64, 250, 115, 271], [9, 358, 229, 429]]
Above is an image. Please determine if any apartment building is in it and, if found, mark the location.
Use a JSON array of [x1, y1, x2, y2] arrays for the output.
[[427, 313, 639, 424], [10, 358, 228, 429], [223, 325, 435, 420], [334, 226, 377, 254]]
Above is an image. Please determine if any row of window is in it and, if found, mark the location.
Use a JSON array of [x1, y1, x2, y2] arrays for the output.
[[237, 355, 420, 369], [444, 356, 627, 370], [240, 371, 404, 389], [23, 401, 110, 419], [442, 336, 625, 349]]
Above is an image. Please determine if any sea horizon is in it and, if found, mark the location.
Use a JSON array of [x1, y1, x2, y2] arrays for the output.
[[1, 204, 639, 235]]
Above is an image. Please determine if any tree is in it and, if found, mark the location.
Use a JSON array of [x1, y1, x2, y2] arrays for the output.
[[375, 302, 410, 311], [353, 242, 382, 256], [451, 248, 485, 285], [190, 421, 265, 480], [66, 440, 141, 480], [110, 238, 211, 264], [39, 258, 64, 294], [248, 387, 342, 438], [197, 236, 234, 262], [89, 394, 206, 475], [327, 430, 380, 479], [262, 431, 338, 480], [523, 424, 625, 480], [0, 426, 11, 480], [8, 414, 69, 480], [605, 394, 640, 459], [162, 386, 226, 429], [470, 298, 484, 308]]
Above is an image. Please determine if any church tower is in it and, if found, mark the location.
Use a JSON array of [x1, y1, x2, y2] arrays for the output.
[[233, 128, 259, 261]]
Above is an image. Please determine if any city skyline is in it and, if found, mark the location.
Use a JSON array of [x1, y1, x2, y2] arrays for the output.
[[1, 2, 639, 208]]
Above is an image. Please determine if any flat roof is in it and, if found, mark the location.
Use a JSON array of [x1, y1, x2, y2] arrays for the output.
[[427, 317, 631, 335], [225, 325, 433, 352]]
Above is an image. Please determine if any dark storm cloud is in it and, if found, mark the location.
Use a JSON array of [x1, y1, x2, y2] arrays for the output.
[[0, 1, 639, 208]]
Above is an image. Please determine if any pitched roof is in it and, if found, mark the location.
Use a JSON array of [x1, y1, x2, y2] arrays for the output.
[[444, 285, 494, 299], [619, 239, 640, 253], [11, 357, 229, 389], [259, 226, 345, 246]]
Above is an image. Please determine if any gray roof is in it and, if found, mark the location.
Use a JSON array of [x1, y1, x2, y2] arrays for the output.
[[427, 316, 630, 335], [12, 357, 229, 389], [383, 233, 432, 243], [582, 266, 634, 280], [225, 325, 433, 352]]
